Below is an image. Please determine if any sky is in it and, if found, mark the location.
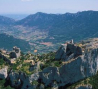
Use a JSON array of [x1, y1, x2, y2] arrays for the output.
[[0, 0, 98, 14]]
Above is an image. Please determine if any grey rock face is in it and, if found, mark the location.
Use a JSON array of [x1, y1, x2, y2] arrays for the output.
[[29, 73, 39, 83], [1, 40, 98, 89], [7, 71, 32, 89], [0, 52, 11, 65], [59, 49, 98, 86], [2, 48, 98, 88], [10, 52, 17, 58], [40, 48, 98, 87], [13, 46, 21, 58], [0, 67, 8, 79], [55, 44, 67, 61], [10, 46, 21, 58], [55, 43, 82, 61], [7, 71, 40, 89], [39, 67, 60, 86], [8, 71, 22, 87]]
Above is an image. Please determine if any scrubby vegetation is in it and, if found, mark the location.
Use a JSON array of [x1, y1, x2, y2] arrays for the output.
[[1, 42, 98, 89], [0, 58, 8, 69], [89, 72, 98, 89], [0, 79, 14, 89], [0, 33, 31, 52]]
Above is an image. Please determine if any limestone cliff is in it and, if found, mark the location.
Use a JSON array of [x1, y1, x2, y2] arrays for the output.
[[1, 39, 98, 89], [39, 48, 98, 88]]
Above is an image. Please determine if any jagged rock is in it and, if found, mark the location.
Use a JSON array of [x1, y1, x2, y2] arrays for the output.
[[10, 52, 17, 58], [0, 52, 11, 65], [21, 76, 32, 89], [39, 48, 98, 87], [13, 46, 21, 58], [59, 49, 98, 86], [29, 73, 39, 83], [39, 67, 60, 86], [1, 39, 98, 89], [3, 48, 98, 88], [55, 43, 82, 61], [7, 71, 22, 88], [0, 67, 8, 79], [7, 71, 39, 89], [39, 84, 45, 89], [10, 46, 21, 58], [55, 44, 67, 61]]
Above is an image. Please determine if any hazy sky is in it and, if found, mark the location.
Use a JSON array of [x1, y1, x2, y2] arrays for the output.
[[0, 0, 98, 14]]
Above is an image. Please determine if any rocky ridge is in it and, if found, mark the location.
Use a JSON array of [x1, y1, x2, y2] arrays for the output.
[[0, 38, 98, 89]]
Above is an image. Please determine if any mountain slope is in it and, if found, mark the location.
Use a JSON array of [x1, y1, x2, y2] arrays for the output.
[[16, 11, 98, 43], [16, 12, 56, 27], [0, 34, 31, 52], [0, 16, 15, 25], [1, 11, 98, 53]]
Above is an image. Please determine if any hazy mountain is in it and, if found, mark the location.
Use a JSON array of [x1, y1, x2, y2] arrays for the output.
[[1, 14, 28, 20], [16, 12, 58, 30], [16, 11, 98, 43], [0, 15, 15, 25]]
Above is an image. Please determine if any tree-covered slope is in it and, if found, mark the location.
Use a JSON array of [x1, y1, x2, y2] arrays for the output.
[[16, 11, 98, 43], [0, 34, 31, 52]]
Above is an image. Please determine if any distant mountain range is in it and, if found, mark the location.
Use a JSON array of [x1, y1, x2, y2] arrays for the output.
[[0, 10, 98, 53], [16, 11, 98, 42]]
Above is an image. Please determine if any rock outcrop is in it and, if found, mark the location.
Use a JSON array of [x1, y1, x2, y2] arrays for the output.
[[55, 43, 82, 61], [0, 67, 8, 79], [0, 52, 11, 65], [39, 67, 59, 86], [58, 49, 98, 86], [10, 52, 17, 58], [1, 39, 98, 89], [7, 71, 31, 89], [0, 49, 98, 89], [10, 46, 21, 58], [38, 43, 98, 88]]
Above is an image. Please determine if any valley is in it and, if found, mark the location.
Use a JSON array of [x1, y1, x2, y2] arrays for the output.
[[0, 11, 98, 54], [0, 0, 98, 89]]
